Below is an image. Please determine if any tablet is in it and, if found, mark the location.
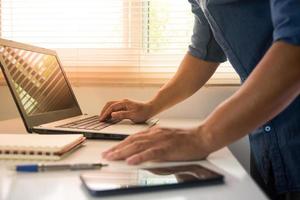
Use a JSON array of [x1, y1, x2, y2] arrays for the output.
[[80, 164, 224, 196]]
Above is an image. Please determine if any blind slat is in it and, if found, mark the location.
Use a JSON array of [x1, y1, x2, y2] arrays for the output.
[[1, 0, 237, 80]]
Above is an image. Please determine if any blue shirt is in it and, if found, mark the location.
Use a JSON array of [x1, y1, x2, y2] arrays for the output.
[[187, 0, 300, 193]]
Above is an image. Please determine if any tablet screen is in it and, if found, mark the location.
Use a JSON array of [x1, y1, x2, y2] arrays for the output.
[[80, 164, 224, 196]]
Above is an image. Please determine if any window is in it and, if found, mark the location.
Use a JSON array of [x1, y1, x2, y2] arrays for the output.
[[0, 0, 239, 86]]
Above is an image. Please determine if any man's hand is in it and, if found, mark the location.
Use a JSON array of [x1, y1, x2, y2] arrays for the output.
[[102, 126, 213, 165], [99, 99, 153, 123], [99, 54, 218, 124]]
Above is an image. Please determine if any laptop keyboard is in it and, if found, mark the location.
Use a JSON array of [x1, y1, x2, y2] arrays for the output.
[[56, 115, 117, 131]]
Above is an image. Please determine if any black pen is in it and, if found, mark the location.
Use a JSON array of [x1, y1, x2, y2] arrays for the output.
[[15, 163, 108, 172]]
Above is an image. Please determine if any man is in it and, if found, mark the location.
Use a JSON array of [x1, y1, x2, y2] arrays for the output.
[[99, 0, 300, 199]]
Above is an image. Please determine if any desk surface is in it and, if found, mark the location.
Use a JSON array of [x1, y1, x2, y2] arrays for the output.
[[0, 118, 267, 200]]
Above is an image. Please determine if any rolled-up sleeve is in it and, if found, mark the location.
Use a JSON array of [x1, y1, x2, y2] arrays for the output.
[[188, 0, 226, 63], [271, 0, 300, 45]]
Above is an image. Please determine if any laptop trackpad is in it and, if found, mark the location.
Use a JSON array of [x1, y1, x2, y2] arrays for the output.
[[100, 119, 157, 135]]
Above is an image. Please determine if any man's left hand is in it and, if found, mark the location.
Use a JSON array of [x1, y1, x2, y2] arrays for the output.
[[102, 126, 213, 165]]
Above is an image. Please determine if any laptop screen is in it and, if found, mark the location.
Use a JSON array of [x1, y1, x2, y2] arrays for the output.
[[0, 45, 78, 116]]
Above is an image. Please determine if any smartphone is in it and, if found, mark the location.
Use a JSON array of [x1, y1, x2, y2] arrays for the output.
[[80, 164, 224, 196]]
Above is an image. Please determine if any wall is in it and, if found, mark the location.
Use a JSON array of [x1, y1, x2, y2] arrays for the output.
[[0, 85, 250, 172]]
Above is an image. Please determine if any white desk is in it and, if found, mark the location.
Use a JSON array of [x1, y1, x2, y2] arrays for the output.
[[0, 118, 267, 200]]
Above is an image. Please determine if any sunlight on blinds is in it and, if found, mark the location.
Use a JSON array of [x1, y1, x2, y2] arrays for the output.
[[1, 0, 239, 84], [1, 0, 123, 48]]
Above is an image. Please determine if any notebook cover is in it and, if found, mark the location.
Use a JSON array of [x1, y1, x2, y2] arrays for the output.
[[0, 134, 85, 160]]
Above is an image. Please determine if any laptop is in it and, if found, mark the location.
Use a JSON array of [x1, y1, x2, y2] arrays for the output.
[[0, 39, 158, 139]]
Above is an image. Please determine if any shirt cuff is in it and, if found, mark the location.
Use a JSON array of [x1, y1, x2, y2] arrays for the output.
[[188, 45, 227, 63], [273, 31, 300, 46]]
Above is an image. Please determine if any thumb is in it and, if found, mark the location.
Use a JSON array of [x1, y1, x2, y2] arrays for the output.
[[111, 111, 132, 121]]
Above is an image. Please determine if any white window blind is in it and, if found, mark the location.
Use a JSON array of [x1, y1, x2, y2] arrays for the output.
[[0, 0, 239, 85]]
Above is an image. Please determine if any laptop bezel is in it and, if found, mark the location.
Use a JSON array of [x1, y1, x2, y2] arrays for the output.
[[0, 38, 82, 133]]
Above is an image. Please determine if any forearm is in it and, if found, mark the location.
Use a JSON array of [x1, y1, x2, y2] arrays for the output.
[[201, 41, 300, 152], [148, 53, 219, 116]]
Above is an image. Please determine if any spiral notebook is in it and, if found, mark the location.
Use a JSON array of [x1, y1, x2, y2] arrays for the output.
[[0, 134, 86, 160]]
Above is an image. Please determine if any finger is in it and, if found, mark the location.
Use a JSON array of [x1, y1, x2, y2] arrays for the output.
[[102, 130, 150, 157], [100, 102, 125, 121], [111, 111, 131, 121], [105, 140, 153, 161], [126, 148, 164, 165], [99, 101, 116, 119], [100, 101, 116, 115], [99, 102, 126, 121], [102, 132, 149, 157]]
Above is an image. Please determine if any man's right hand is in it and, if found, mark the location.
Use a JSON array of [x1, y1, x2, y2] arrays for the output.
[[99, 99, 154, 123]]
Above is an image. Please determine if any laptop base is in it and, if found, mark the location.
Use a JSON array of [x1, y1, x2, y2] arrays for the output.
[[33, 128, 128, 140]]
